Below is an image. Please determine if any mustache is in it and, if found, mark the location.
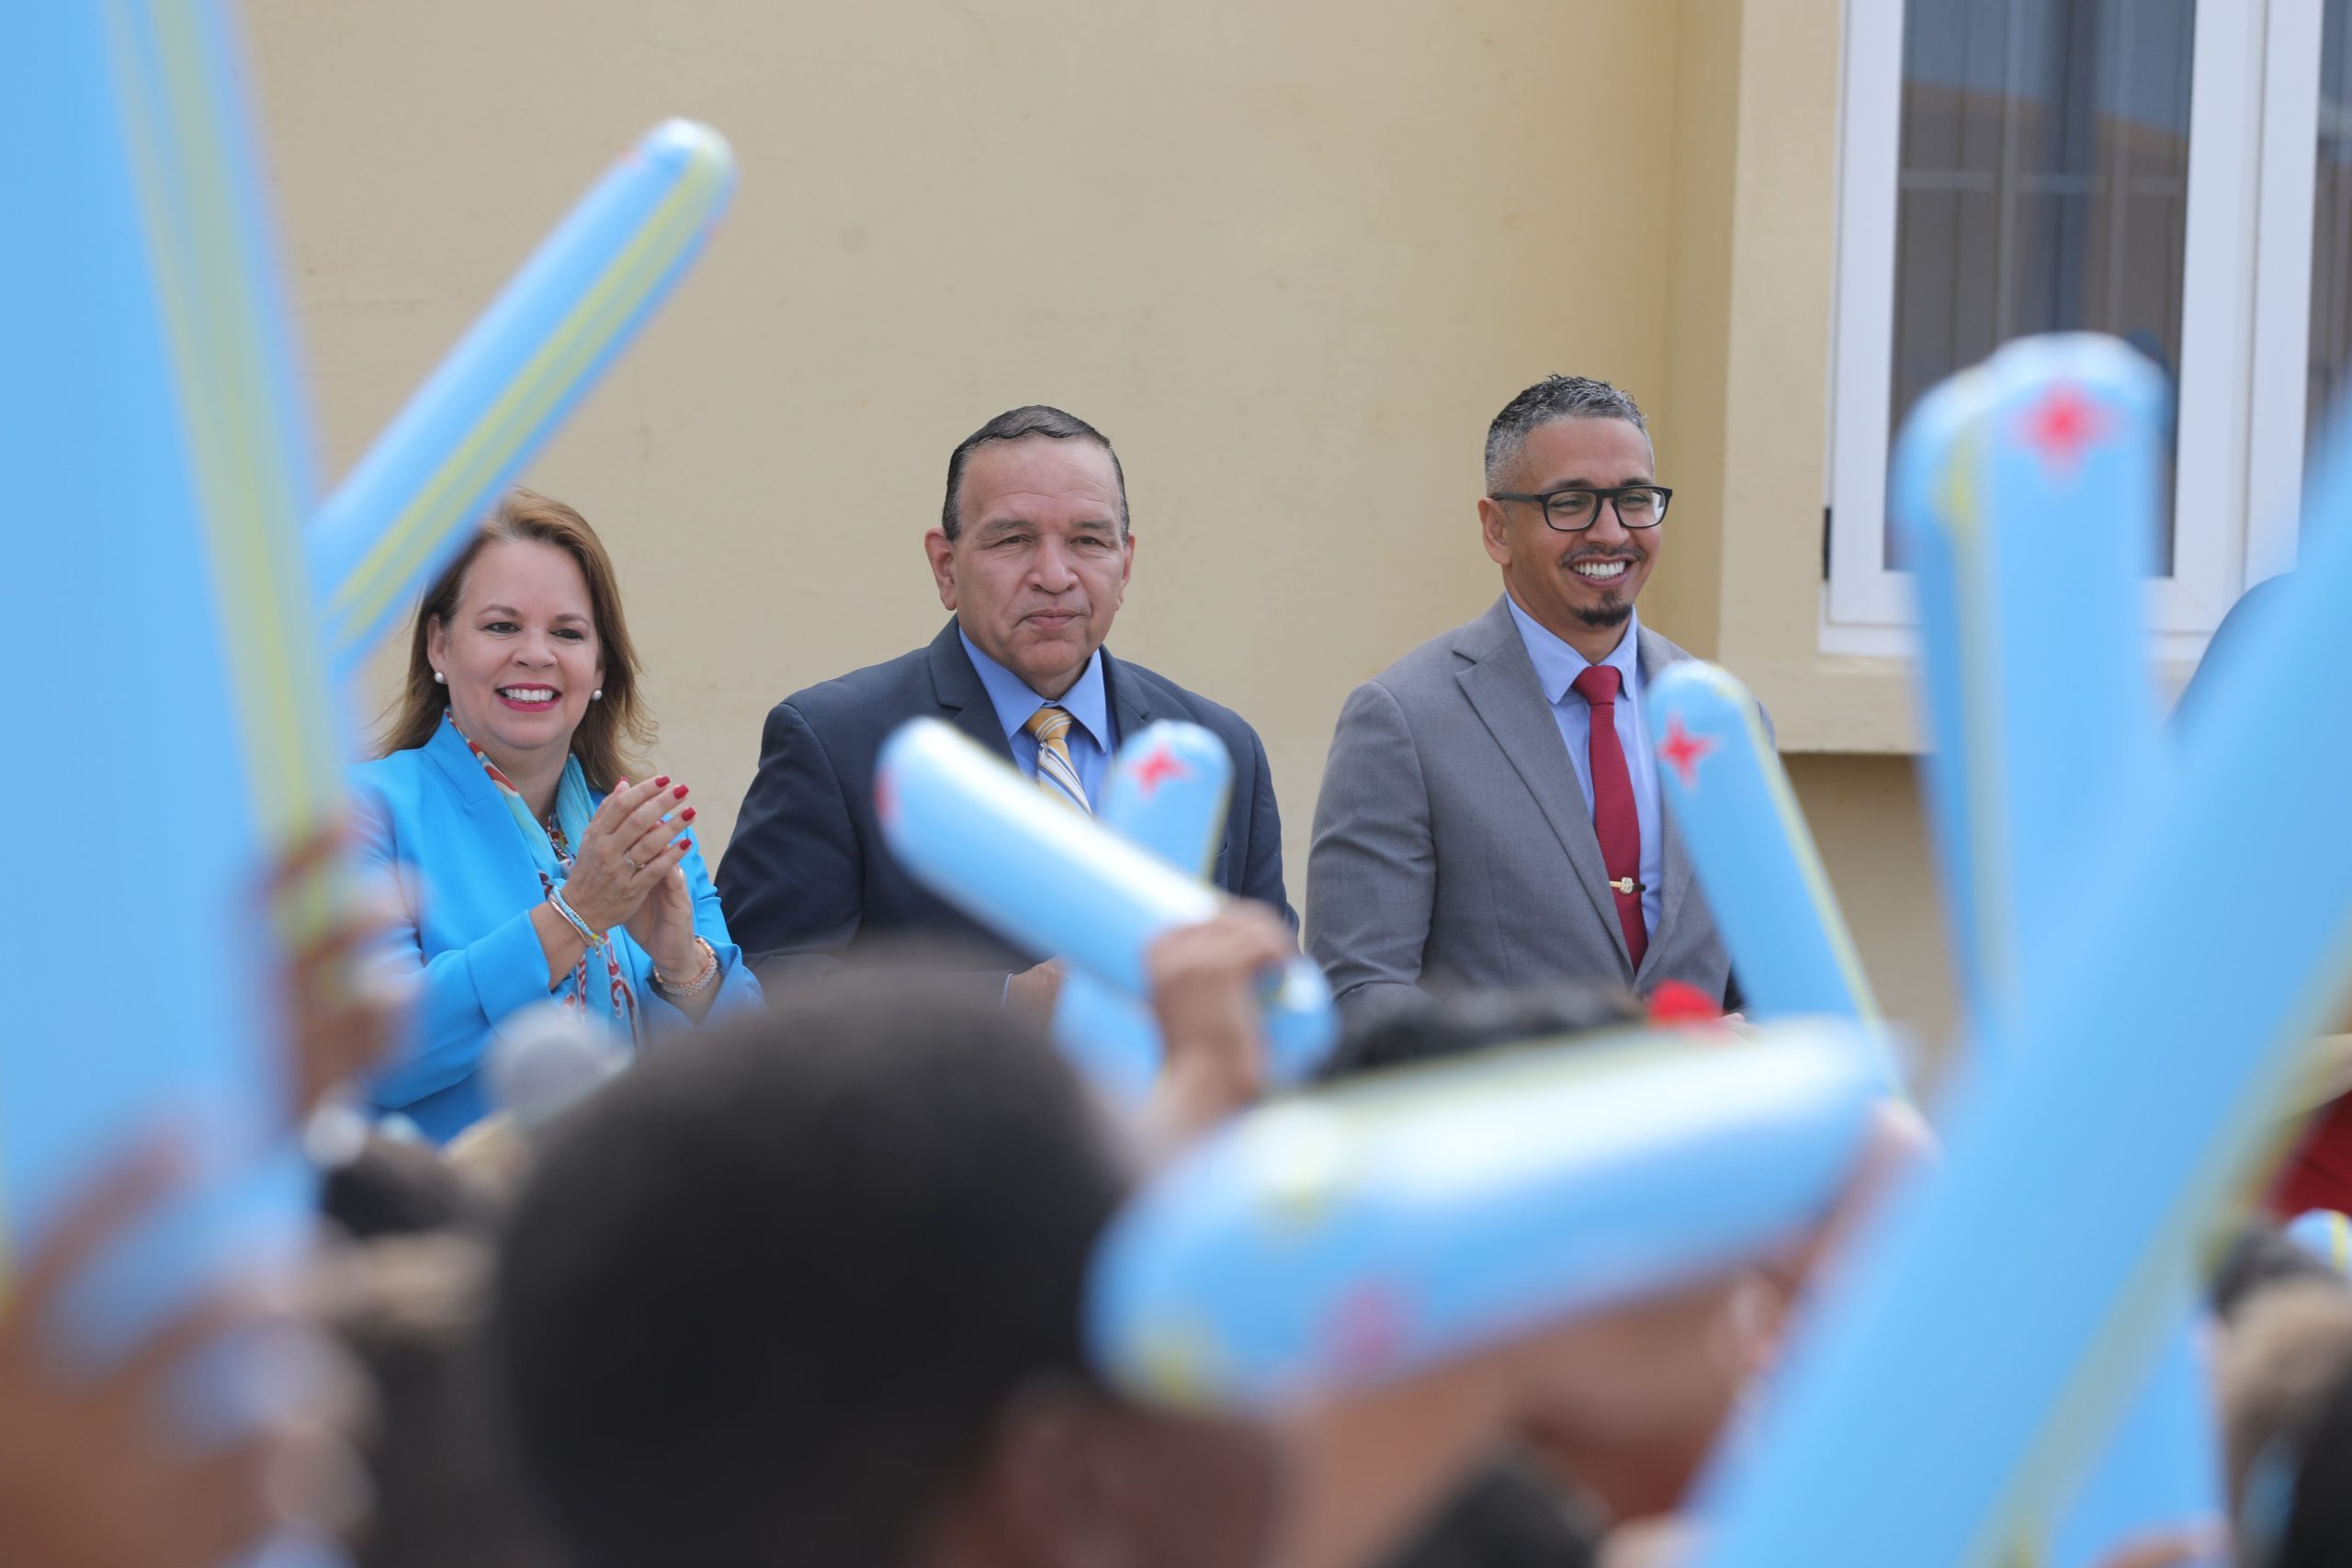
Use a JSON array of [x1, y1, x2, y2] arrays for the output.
[[1560, 546, 1646, 566]]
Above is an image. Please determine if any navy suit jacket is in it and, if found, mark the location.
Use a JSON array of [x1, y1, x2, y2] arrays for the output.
[[718, 620, 1294, 987]]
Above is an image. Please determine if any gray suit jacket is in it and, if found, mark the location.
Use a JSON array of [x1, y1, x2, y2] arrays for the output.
[[1306, 596, 1751, 1015]]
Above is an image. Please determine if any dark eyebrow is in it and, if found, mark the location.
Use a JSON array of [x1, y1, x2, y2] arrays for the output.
[[972, 515, 1121, 542], [479, 603, 589, 625]]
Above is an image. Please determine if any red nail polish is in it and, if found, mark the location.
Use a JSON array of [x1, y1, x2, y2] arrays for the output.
[[681, 806, 697, 823], [653, 775, 671, 788], [674, 836, 692, 852], [673, 784, 689, 799]]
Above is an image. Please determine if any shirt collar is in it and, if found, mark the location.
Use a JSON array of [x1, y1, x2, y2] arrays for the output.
[[1504, 594, 1643, 705], [958, 629, 1111, 750]]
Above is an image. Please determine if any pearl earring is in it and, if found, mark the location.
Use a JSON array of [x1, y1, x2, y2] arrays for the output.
[[433, 670, 446, 684], [592, 688, 603, 701]]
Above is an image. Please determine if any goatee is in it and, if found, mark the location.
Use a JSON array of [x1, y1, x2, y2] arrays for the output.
[[1573, 600, 1632, 630]]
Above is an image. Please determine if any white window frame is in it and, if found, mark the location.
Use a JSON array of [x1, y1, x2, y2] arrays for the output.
[[2247, 0, 2327, 583], [1822, 0, 2322, 663]]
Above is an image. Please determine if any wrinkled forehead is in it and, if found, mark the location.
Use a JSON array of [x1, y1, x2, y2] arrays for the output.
[[958, 435, 1126, 529]]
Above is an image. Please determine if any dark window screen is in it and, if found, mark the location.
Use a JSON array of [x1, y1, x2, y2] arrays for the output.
[[1889, 0, 2192, 570]]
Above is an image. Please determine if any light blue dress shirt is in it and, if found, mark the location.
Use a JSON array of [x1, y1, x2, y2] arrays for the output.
[[959, 629, 1116, 803], [1505, 596, 1664, 941]]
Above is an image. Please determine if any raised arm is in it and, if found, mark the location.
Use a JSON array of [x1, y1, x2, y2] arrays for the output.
[[351, 783, 560, 1109]]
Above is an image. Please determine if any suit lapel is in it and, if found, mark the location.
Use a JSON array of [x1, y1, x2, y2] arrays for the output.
[[425, 716, 538, 827], [424, 717, 565, 887], [926, 621, 1018, 761], [1103, 649, 1156, 750], [1102, 651, 1236, 879], [1644, 815, 1698, 986], [1453, 600, 1632, 974]]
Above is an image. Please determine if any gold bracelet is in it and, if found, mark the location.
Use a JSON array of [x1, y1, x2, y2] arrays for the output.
[[653, 936, 719, 997]]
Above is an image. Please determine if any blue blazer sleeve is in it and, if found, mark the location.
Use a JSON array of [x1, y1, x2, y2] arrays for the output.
[[354, 745, 763, 1136], [350, 761, 560, 1115]]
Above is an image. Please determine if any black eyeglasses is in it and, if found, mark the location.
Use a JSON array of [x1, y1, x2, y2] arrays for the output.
[[1487, 484, 1672, 532]]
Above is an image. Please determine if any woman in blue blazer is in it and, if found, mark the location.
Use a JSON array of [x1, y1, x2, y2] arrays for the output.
[[353, 490, 759, 1143]]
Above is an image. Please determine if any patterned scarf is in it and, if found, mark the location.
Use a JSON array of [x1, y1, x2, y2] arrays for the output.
[[448, 712, 641, 1044]]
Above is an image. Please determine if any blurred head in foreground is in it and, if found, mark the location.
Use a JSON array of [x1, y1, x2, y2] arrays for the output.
[[2219, 1271, 2352, 1567], [313, 1232, 558, 1568], [1320, 983, 1755, 1527], [486, 981, 1281, 1568]]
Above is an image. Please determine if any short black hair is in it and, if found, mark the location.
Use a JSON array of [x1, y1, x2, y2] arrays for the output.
[[318, 1133, 492, 1241], [1317, 983, 1643, 1084], [2213, 1220, 2345, 1322], [1374, 1459, 1599, 1568], [940, 404, 1129, 541], [1484, 375, 1650, 493], [485, 983, 1128, 1568]]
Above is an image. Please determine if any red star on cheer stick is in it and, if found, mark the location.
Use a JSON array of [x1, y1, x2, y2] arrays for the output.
[[1659, 715, 1716, 790], [1127, 743, 1191, 797], [2017, 381, 2110, 475]]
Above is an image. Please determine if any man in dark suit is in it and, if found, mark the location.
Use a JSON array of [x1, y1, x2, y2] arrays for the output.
[[718, 405, 1291, 1000]]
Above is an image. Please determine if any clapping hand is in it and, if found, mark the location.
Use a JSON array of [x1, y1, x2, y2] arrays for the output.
[[614, 781, 706, 982], [561, 776, 697, 939]]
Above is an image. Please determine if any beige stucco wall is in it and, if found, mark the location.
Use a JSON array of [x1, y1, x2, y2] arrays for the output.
[[249, 0, 1960, 1039], [1786, 756, 1956, 1051]]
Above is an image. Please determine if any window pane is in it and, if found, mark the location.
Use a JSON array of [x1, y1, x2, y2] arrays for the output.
[[2311, 0, 2352, 477], [1888, 0, 2193, 571]]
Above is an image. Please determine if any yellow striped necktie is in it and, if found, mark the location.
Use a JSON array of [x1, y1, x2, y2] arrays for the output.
[[1023, 705, 1091, 815]]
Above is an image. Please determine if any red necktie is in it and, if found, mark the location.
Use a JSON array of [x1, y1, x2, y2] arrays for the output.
[[1571, 665, 1646, 971]]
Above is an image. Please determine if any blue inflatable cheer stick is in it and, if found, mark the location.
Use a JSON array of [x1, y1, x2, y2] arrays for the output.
[[1688, 357, 2352, 1568], [877, 719, 1336, 1071], [5, 6, 348, 1559], [1889, 336, 2220, 1568], [311, 119, 735, 670], [1645, 663, 1879, 1029], [1893, 333, 2168, 1043], [1089, 1020, 1890, 1411], [2046, 1325, 2224, 1568], [1054, 724, 1237, 1103]]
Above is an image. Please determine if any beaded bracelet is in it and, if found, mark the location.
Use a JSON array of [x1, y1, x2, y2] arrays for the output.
[[653, 936, 720, 998], [548, 885, 605, 948]]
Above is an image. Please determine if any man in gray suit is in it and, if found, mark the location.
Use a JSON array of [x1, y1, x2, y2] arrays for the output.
[[1307, 374, 1747, 1015]]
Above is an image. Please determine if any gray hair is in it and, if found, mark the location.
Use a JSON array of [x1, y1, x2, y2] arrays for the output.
[[1483, 375, 1649, 491]]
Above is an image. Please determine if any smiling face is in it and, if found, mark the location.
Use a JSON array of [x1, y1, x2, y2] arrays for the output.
[[926, 435, 1134, 700], [425, 536, 604, 782], [1477, 415, 1662, 662]]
